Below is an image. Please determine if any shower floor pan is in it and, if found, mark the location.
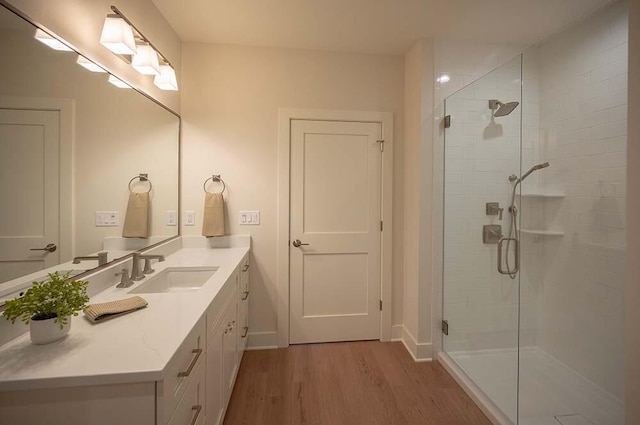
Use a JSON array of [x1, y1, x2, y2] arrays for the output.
[[448, 348, 624, 425]]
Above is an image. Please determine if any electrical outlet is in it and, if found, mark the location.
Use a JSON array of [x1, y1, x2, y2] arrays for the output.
[[184, 210, 195, 226], [95, 211, 119, 227], [166, 210, 177, 226]]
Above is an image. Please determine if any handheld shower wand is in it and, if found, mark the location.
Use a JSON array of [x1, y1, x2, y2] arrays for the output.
[[502, 162, 551, 279]]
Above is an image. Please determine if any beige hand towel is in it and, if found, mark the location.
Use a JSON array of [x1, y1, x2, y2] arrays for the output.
[[123, 192, 150, 238], [202, 192, 225, 237], [84, 296, 148, 323]]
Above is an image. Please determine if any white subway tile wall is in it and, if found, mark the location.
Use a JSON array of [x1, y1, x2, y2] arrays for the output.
[[527, 0, 627, 402]]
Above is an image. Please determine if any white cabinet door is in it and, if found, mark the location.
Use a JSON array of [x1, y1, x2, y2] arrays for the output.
[[221, 298, 238, 406], [206, 319, 224, 425]]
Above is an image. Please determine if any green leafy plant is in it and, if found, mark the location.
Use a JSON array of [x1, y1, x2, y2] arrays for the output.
[[3, 271, 89, 328]]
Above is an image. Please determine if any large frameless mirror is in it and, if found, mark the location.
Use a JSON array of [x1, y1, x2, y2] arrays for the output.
[[0, 4, 179, 300]]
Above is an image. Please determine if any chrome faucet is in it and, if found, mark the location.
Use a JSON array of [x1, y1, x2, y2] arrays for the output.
[[73, 252, 108, 266], [131, 253, 165, 280]]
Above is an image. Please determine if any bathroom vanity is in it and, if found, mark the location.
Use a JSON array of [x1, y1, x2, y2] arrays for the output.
[[0, 236, 251, 425]]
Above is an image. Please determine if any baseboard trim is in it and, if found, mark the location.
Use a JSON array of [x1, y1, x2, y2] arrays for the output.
[[438, 351, 512, 425], [391, 324, 403, 341], [398, 326, 432, 362], [246, 331, 278, 350]]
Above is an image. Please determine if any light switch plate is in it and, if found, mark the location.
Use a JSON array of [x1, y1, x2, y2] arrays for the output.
[[95, 211, 119, 227], [239, 211, 260, 225], [166, 210, 177, 226], [184, 211, 195, 226]]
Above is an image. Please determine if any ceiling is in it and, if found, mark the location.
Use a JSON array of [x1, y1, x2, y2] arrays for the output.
[[152, 0, 614, 55]]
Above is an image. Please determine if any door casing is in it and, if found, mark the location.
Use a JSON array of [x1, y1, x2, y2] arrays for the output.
[[276, 108, 394, 348]]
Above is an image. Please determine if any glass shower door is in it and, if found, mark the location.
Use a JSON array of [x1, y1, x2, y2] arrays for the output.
[[442, 55, 523, 423]]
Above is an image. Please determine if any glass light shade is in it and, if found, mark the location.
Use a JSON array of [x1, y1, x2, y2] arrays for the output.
[[153, 65, 178, 91], [100, 17, 137, 55], [76, 56, 106, 73], [108, 75, 130, 89], [132, 44, 160, 75], [34, 29, 72, 51]]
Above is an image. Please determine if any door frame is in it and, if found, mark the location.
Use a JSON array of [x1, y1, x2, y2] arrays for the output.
[[0, 96, 74, 263], [276, 108, 394, 347]]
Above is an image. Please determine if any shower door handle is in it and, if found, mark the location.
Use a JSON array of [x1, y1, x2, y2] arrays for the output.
[[497, 237, 519, 275]]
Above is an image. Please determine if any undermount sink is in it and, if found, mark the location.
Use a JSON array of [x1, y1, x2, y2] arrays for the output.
[[128, 267, 219, 294]]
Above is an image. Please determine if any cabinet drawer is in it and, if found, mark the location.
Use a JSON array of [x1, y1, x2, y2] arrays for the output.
[[159, 318, 206, 423], [167, 361, 205, 425]]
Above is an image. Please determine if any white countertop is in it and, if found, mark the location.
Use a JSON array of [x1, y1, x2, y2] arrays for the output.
[[0, 240, 249, 391]]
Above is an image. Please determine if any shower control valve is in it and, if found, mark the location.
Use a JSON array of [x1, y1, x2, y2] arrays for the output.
[[486, 202, 504, 220]]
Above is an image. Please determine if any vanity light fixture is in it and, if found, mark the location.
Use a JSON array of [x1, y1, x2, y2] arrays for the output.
[[100, 16, 137, 55], [108, 74, 131, 89], [101, 6, 178, 91], [154, 64, 178, 91], [34, 28, 73, 52], [131, 44, 160, 75], [76, 56, 107, 73], [437, 74, 451, 83]]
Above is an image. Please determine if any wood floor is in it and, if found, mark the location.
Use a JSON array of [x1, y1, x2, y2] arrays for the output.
[[223, 341, 492, 425]]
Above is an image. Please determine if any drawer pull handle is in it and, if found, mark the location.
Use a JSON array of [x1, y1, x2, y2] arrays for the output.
[[178, 348, 203, 378], [241, 326, 248, 338], [242, 291, 249, 300], [242, 264, 250, 272], [190, 405, 202, 425]]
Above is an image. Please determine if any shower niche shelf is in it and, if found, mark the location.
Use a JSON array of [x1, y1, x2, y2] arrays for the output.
[[520, 229, 564, 236], [517, 193, 565, 198]]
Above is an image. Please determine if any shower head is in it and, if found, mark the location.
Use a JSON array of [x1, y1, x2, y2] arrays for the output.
[[518, 162, 550, 183], [489, 99, 520, 117]]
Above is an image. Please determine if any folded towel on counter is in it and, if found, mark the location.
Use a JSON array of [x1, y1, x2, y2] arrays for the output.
[[84, 296, 148, 323], [123, 192, 150, 238], [202, 192, 225, 237]]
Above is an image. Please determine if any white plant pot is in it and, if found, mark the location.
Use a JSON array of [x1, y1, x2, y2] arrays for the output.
[[30, 315, 70, 345]]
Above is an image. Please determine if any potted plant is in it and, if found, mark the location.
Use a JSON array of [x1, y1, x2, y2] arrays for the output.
[[3, 271, 89, 344]]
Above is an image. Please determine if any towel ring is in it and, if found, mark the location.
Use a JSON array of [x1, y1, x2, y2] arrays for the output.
[[203, 175, 226, 194], [128, 174, 153, 193]]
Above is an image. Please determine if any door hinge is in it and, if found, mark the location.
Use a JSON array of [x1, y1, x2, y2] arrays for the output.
[[444, 115, 451, 129], [379, 300, 383, 311], [380, 220, 383, 232], [442, 320, 449, 336], [377, 140, 384, 152]]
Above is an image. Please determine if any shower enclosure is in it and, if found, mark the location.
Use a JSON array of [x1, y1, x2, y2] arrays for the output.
[[440, 5, 628, 422]]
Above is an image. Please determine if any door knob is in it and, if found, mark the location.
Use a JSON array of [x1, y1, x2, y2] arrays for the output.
[[30, 243, 57, 253], [292, 239, 309, 248]]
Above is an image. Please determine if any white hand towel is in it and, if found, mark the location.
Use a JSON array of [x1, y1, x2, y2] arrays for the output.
[[202, 192, 225, 237], [123, 192, 150, 238]]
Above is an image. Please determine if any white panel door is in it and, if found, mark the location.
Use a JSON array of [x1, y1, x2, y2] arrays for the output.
[[0, 109, 60, 283], [290, 119, 382, 344]]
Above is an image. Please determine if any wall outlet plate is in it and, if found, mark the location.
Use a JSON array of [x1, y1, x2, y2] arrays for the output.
[[95, 211, 119, 227], [239, 211, 260, 225], [166, 210, 177, 226], [184, 211, 195, 226]]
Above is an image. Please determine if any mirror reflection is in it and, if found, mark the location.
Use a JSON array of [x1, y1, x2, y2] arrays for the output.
[[0, 6, 179, 295]]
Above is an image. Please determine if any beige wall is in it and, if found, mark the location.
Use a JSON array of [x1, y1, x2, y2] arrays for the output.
[[180, 43, 405, 341], [402, 39, 435, 357], [626, 0, 639, 422], [6, 0, 181, 113]]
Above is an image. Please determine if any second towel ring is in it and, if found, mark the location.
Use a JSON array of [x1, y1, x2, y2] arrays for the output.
[[129, 174, 153, 193], [203, 175, 226, 194]]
